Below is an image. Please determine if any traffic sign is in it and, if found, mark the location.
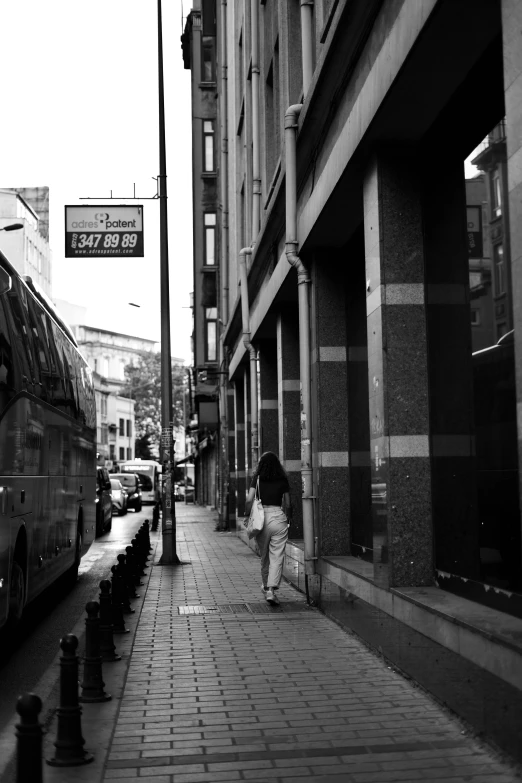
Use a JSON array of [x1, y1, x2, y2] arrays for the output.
[[65, 205, 144, 258]]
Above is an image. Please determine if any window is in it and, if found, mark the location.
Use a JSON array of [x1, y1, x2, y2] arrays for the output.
[[119, 447, 125, 461], [119, 360, 126, 381], [205, 307, 217, 362], [0, 298, 15, 414], [119, 418, 124, 436], [101, 395, 108, 416], [492, 169, 502, 218], [203, 121, 215, 172], [110, 444, 115, 460], [204, 213, 216, 265], [470, 309, 481, 326], [127, 448, 132, 460], [26, 294, 51, 402], [6, 285, 36, 385], [126, 419, 131, 437], [202, 37, 216, 81], [494, 244, 505, 296], [101, 423, 108, 445]]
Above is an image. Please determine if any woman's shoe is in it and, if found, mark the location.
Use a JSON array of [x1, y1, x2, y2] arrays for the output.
[[265, 589, 280, 605]]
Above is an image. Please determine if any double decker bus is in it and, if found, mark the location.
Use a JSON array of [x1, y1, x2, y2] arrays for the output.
[[119, 459, 162, 505], [0, 250, 96, 630]]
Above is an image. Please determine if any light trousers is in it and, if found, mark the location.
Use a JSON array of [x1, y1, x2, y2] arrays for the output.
[[257, 506, 289, 589]]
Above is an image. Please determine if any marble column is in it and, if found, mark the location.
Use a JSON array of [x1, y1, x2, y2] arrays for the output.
[[234, 375, 246, 518], [346, 229, 373, 562], [364, 151, 433, 588], [258, 340, 279, 455], [243, 366, 252, 483], [277, 310, 302, 538], [226, 384, 237, 529], [311, 255, 350, 556]]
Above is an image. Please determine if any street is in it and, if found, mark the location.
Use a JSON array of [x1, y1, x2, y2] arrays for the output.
[[0, 508, 152, 782]]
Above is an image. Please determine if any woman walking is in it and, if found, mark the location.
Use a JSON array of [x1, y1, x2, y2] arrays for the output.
[[244, 451, 292, 605]]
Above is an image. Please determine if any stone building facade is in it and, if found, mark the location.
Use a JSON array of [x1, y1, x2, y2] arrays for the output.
[[0, 188, 52, 297], [182, 1, 220, 510], [182, 0, 522, 759]]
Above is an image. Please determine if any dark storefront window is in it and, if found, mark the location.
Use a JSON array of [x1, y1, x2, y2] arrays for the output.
[[454, 116, 520, 598]]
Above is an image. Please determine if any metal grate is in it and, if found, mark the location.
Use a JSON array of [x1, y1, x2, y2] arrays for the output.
[[177, 602, 310, 615]]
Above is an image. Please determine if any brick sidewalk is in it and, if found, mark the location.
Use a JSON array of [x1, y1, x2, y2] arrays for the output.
[[103, 506, 521, 783]]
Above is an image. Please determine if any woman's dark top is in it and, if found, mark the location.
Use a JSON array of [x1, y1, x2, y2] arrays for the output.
[[250, 477, 290, 506]]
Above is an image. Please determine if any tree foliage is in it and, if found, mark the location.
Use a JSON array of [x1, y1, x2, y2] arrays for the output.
[[122, 352, 187, 457]]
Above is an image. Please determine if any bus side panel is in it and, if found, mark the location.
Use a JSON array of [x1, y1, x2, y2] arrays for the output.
[[0, 397, 96, 623]]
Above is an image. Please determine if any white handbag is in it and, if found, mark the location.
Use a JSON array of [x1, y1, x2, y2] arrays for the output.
[[244, 478, 264, 539]]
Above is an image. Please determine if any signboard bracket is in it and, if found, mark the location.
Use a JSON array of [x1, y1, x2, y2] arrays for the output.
[[80, 178, 160, 200]]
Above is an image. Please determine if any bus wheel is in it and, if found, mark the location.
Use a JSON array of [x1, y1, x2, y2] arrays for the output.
[[8, 561, 25, 625]]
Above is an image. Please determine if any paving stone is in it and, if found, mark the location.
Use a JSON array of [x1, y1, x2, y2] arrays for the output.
[[93, 507, 521, 783]]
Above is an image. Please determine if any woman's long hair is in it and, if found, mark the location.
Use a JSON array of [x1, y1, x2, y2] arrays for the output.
[[253, 451, 287, 481]]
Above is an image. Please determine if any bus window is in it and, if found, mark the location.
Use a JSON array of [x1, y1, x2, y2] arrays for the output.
[[44, 317, 66, 406], [5, 285, 35, 392], [0, 296, 16, 414], [49, 322, 74, 414], [62, 342, 79, 418], [82, 363, 96, 429], [26, 294, 52, 403]]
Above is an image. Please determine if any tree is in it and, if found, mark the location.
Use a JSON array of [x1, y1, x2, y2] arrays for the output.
[[134, 433, 154, 460], [121, 352, 187, 458]]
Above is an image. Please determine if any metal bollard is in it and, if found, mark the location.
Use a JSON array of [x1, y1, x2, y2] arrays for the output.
[[46, 635, 93, 767], [135, 529, 146, 568], [143, 519, 152, 551], [117, 555, 135, 614], [110, 565, 129, 635], [99, 580, 121, 662], [16, 693, 43, 783], [132, 536, 147, 575], [151, 502, 160, 530], [80, 602, 111, 703], [136, 525, 146, 556], [125, 545, 142, 592], [122, 547, 139, 597]]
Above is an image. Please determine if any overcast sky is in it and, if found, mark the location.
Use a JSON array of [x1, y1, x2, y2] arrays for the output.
[[0, 0, 193, 362]]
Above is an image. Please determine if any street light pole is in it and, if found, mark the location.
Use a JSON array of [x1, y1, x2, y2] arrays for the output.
[[157, 0, 179, 564]]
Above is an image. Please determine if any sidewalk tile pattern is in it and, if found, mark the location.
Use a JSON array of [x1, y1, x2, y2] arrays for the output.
[[104, 507, 521, 783]]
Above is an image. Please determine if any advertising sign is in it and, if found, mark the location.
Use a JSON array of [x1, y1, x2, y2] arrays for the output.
[[65, 205, 144, 258], [466, 206, 483, 259]]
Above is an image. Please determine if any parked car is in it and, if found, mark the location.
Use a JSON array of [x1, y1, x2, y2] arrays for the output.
[[111, 473, 142, 512], [96, 468, 113, 536], [110, 478, 128, 516]]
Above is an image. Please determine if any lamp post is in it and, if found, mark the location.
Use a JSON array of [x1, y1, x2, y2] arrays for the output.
[[156, 0, 179, 564], [0, 223, 24, 232]]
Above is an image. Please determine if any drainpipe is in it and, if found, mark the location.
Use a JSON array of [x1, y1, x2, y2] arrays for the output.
[[219, 0, 229, 527], [285, 103, 315, 577], [251, 0, 261, 244], [300, 1, 314, 97], [220, 0, 229, 326], [238, 247, 259, 471]]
